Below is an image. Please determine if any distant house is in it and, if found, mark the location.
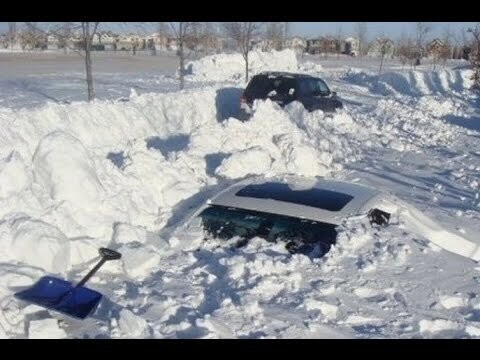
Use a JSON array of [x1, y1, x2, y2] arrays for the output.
[[306, 37, 339, 55], [46, 34, 59, 50], [167, 37, 178, 51], [0, 33, 10, 48], [367, 38, 395, 57], [92, 31, 118, 50], [285, 36, 306, 55], [145, 33, 168, 51], [426, 38, 451, 59], [197, 35, 225, 53], [250, 38, 274, 52], [343, 37, 359, 56]]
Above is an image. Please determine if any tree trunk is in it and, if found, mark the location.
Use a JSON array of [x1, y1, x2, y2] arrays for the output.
[[379, 54, 385, 75], [84, 23, 95, 102], [245, 51, 249, 82], [179, 39, 185, 90]]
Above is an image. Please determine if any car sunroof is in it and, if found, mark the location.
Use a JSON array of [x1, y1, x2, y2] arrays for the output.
[[235, 182, 354, 211]]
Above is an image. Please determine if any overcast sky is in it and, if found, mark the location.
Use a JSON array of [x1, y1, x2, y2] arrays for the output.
[[0, 22, 477, 41]]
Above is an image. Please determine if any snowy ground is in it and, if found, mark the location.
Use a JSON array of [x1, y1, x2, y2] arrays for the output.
[[1, 49, 480, 339]]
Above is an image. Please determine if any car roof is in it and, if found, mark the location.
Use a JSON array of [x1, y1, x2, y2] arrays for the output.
[[255, 71, 317, 80], [208, 176, 383, 225]]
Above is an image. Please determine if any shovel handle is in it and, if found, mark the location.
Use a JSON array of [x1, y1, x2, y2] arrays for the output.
[[74, 248, 122, 288]]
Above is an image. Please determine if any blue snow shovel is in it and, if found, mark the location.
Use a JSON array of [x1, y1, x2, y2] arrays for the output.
[[14, 248, 122, 320]]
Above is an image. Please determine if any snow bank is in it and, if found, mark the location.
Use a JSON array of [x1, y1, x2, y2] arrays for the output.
[[185, 49, 298, 82], [343, 68, 473, 97], [0, 151, 30, 199], [28, 319, 67, 339], [0, 214, 70, 274], [33, 131, 105, 209]]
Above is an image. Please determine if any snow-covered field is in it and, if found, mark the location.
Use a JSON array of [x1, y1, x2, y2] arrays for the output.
[[1, 49, 480, 339]]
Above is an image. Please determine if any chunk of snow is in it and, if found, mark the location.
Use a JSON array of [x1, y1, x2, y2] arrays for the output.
[[419, 319, 461, 334], [215, 147, 272, 179], [119, 243, 161, 280], [28, 319, 67, 339], [439, 295, 467, 309], [118, 309, 149, 338], [0, 151, 30, 199], [0, 215, 70, 274]]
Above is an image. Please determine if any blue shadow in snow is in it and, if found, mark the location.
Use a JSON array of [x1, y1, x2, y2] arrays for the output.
[[443, 114, 480, 133], [146, 134, 190, 157], [215, 87, 244, 122]]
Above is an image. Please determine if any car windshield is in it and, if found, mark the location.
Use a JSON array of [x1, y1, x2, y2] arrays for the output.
[[198, 205, 337, 257], [298, 78, 330, 96]]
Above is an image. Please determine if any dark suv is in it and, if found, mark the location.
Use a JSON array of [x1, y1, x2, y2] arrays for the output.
[[239, 72, 343, 118]]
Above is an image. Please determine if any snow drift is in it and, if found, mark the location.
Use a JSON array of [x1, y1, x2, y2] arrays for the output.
[[343, 67, 473, 97], [185, 49, 298, 82]]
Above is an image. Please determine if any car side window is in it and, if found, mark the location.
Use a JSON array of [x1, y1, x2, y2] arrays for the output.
[[198, 205, 337, 257], [275, 78, 297, 97], [298, 78, 330, 97], [199, 206, 271, 242]]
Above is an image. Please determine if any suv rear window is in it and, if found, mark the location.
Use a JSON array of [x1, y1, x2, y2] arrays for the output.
[[245, 75, 272, 99], [245, 75, 297, 100], [235, 182, 353, 211]]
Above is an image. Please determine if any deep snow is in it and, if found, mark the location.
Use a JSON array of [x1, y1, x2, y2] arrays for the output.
[[1, 49, 480, 338]]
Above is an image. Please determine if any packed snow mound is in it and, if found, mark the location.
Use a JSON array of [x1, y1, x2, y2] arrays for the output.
[[0, 151, 31, 199], [343, 68, 473, 97], [185, 49, 298, 82], [0, 214, 70, 274], [215, 147, 273, 179], [32, 131, 105, 209]]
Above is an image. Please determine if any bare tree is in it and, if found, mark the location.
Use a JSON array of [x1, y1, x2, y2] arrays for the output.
[[354, 22, 368, 56], [169, 22, 198, 90], [223, 22, 263, 82], [396, 34, 417, 70], [468, 24, 480, 90], [284, 22, 290, 44], [413, 22, 432, 66], [378, 38, 392, 75], [81, 22, 99, 101], [26, 22, 100, 102], [8, 22, 16, 50], [335, 25, 343, 59], [265, 22, 284, 50]]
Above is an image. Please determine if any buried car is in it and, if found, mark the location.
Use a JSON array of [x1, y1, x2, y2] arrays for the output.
[[171, 176, 480, 263], [239, 72, 343, 119], [174, 177, 390, 258]]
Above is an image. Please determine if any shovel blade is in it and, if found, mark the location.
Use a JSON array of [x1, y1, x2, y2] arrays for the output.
[[14, 276, 103, 319]]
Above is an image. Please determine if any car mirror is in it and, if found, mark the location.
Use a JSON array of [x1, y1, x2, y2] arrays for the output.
[[331, 91, 337, 97]]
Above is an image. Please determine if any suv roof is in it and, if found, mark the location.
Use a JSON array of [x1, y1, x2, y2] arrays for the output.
[[255, 71, 315, 80], [208, 176, 383, 225]]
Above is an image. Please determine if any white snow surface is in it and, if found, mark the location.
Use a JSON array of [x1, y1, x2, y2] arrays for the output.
[[185, 49, 298, 82], [1, 51, 480, 338]]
